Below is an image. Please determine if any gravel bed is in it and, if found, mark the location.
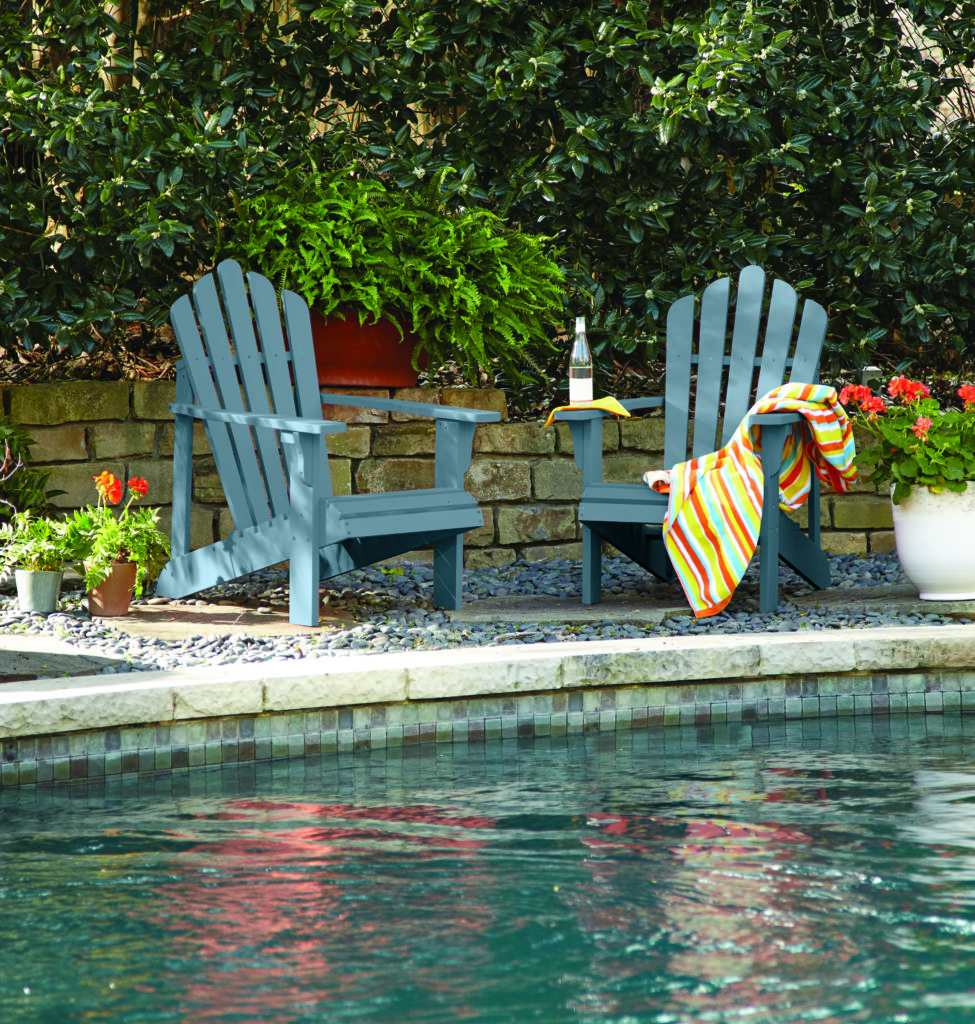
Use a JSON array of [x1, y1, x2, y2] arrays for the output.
[[0, 553, 967, 676]]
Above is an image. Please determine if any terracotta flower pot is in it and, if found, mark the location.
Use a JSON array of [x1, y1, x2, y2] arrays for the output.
[[88, 560, 138, 617], [309, 309, 427, 387]]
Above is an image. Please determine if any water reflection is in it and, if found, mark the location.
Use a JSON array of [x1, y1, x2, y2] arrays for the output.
[[3, 717, 975, 1022]]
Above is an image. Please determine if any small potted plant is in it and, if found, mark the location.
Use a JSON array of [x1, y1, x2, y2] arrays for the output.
[[0, 512, 70, 613], [66, 472, 171, 616], [226, 166, 564, 388], [839, 376, 975, 599]]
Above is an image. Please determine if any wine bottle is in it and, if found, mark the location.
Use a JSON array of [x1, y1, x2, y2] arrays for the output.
[[568, 316, 593, 404]]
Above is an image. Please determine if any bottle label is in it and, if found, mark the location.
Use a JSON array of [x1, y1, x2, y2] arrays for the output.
[[569, 375, 593, 404]]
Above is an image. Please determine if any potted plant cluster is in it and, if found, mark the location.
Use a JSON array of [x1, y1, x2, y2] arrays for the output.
[[839, 376, 975, 600], [227, 166, 564, 388], [0, 512, 73, 613], [66, 472, 171, 616]]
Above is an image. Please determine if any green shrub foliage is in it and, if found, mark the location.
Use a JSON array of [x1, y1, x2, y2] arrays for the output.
[[4, 0, 975, 377]]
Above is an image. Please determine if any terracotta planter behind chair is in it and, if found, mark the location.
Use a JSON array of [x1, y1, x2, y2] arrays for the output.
[[309, 309, 427, 387], [88, 560, 138, 617]]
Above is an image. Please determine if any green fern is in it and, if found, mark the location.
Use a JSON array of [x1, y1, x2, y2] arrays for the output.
[[226, 168, 564, 384]]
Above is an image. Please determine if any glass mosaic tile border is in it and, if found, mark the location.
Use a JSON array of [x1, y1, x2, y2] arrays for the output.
[[3, 668, 975, 787]]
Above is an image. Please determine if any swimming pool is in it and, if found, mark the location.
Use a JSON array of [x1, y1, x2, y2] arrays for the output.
[[2, 715, 975, 1022]]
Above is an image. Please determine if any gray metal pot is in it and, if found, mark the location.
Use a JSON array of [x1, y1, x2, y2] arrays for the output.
[[14, 569, 62, 614]]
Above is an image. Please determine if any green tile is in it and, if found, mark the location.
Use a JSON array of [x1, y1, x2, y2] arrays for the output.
[[205, 741, 223, 765], [186, 721, 207, 744], [583, 691, 602, 712], [853, 695, 872, 715], [801, 696, 819, 717], [550, 714, 568, 735], [17, 761, 37, 785], [943, 690, 961, 712], [819, 695, 837, 716], [1, 763, 18, 786], [87, 754, 105, 778], [616, 708, 632, 729], [370, 727, 388, 748], [837, 694, 855, 716], [386, 726, 403, 747], [925, 692, 944, 712], [285, 712, 305, 733], [104, 751, 122, 775], [436, 722, 453, 743], [566, 712, 584, 732], [534, 717, 551, 737], [907, 691, 926, 712], [889, 693, 908, 713], [52, 758, 71, 781], [785, 698, 803, 719], [485, 719, 502, 739], [664, 706, 681, 726]]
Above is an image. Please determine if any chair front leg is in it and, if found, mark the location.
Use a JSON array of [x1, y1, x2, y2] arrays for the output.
[[285, 431, 326, 627], [758, 423, 789, 614], [581, 524, 602, 605], [433, 534, 464, 610]]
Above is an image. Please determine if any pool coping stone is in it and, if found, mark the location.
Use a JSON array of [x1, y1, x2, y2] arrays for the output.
[[3, 623, 975, 741]]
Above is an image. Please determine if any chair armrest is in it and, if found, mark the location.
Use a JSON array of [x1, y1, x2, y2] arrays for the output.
[[749, 411, 802, 427], [320, 393, 501, 423], [169, 402, 348, 436], [621, 396, 665, 413], [552, 396, 664, 421]]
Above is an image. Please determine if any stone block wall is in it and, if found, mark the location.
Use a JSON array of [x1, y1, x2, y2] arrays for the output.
[[2, 381, 895, 567]]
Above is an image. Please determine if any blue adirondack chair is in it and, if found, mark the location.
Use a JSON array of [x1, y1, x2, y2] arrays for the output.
[[154, 260, 500, 626], [555, 265, 831, 613]]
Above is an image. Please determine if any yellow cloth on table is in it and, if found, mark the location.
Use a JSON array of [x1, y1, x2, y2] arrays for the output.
[[544, 396, 632, 427]]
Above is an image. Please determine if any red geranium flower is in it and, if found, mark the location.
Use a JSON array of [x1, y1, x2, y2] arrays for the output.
[[888, 376, 931, 403], [860, 396, 886, 420], [127, 477, 149, 498], [912, 415, 933, 440], [838, 384, 872, 406]]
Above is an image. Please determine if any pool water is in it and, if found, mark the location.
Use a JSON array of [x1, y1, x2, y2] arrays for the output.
[[3, 715, 975, 1023]]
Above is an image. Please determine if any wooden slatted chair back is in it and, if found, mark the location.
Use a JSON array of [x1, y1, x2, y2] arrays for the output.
[[168, 260, 330, 533], [662, 264, 827, 466]]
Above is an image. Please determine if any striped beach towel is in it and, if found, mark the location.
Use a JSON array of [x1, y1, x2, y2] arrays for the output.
[[643, 383, 856, 618]]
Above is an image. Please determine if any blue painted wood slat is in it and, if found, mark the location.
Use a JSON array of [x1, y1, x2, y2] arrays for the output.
[[568, 265, 831, 615], [158, 260, 493, 624]]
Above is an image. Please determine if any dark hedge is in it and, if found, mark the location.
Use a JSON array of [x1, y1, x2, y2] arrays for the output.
[[4, 0, 975, 378]]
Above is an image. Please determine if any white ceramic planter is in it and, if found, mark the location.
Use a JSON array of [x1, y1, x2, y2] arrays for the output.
[[891, 484, 975, 600], [14, 569, 62, 614]]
